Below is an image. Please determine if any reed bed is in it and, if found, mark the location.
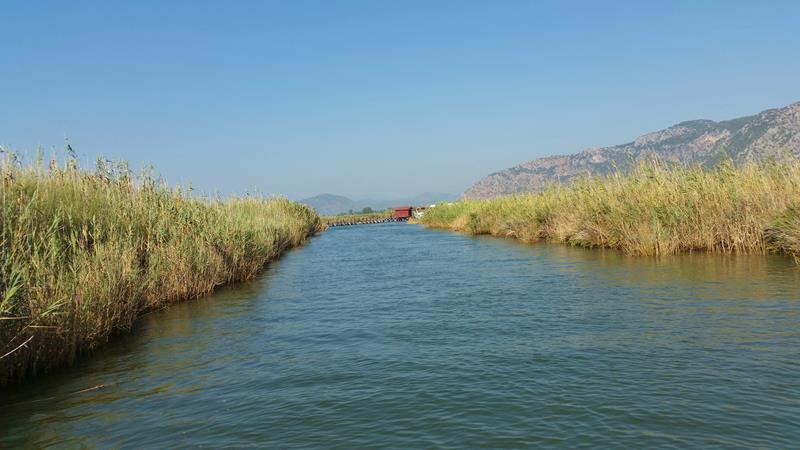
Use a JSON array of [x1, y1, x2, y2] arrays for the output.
[[423, 159, 800, 259], [0, 156, 321, 385]]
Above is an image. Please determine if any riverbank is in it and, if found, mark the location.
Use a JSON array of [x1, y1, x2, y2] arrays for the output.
[[0, 157, 321, 385], [422, 159, 800, 259]]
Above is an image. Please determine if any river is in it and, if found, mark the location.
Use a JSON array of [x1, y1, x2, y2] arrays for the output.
[[2, 223, 800, 448]]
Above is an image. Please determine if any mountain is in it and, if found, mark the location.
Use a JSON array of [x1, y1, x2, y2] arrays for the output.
[[464, 101, 800, 199], [298, 194, 358, 216], [300, 192, 457, 216]]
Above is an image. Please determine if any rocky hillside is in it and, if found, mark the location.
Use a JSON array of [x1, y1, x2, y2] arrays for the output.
[[464, 101, 800, 199]]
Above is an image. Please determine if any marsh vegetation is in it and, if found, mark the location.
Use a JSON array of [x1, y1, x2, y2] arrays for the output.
[[0, 155, 321, 384], [423, 159, 800, 259]]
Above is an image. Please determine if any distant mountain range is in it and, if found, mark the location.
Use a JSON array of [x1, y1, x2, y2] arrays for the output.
[[299, 192, 457, 216], [464, 101, 800, 199]]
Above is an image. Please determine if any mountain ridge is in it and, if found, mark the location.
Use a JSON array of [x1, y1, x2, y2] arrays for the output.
[[464, 101, 800, 199]]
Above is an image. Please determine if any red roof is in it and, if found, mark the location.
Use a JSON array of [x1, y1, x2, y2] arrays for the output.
[[393, 206, 413, 219]]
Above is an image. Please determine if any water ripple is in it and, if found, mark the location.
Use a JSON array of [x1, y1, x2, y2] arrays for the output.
[[3, 223, 800, 448]]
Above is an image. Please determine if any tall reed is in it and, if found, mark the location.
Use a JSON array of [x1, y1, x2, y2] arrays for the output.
[[423, 159, 800, 258], [0, 155, 321, 385]]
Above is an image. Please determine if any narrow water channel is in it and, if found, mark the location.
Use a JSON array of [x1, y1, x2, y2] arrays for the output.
[[2, 223, 800, 448]]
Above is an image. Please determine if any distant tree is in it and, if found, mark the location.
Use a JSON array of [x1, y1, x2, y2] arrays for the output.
[[361, 207, 374, 214], [348, 209, 353, 214]]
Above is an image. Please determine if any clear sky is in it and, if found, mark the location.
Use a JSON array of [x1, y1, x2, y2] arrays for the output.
[[2, 1, 799, 199]]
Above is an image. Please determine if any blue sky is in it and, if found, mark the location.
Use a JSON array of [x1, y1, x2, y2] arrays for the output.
[[2, 1, 799, 199]]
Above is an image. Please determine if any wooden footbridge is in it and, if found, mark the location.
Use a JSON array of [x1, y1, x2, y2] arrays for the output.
[[323, 206, 421, 228], [325, 217, 406, 227]]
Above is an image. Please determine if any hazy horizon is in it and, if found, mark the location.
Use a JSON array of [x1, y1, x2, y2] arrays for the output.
[[2, 1, 799, 198]]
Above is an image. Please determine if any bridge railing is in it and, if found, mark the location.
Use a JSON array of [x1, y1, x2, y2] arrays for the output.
[[321, 211, 397, 227]]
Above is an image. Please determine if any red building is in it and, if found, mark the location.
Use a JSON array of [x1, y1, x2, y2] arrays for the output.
[[393, 206, 413, 220]]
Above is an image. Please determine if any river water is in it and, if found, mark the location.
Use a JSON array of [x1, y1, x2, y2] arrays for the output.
[[2, 223, 800, 448]]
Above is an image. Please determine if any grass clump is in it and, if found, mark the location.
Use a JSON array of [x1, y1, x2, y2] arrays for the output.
[[0, 155, 321, 385], [423, 159, 800, 258]]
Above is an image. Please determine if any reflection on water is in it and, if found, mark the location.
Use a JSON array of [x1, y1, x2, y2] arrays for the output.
[[2, 224, 800, 448]]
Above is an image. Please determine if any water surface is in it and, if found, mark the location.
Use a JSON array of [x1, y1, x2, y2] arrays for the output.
[[3, 223, 800, 448]]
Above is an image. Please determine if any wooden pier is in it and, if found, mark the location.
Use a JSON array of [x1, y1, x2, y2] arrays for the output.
[[326, 217, 405, 227], [322, 205, 425, 228]]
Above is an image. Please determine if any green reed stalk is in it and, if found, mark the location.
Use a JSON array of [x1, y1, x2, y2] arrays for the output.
[[0, 155, 321, 385], [422, 159, 800, 258]]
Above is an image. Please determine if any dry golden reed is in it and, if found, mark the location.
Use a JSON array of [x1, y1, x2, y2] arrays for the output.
[[423, 159, 800, 258], [0, 155, 321, 384]]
